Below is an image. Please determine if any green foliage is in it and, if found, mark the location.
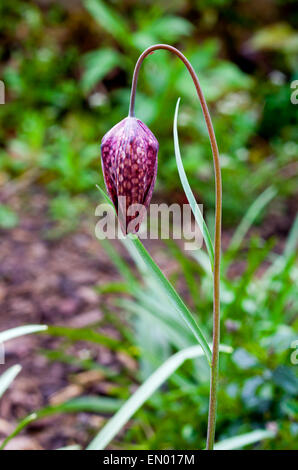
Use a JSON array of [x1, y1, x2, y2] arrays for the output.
[[0, 0, 297, 224], [1, 396, 122, 450], [81, 48, 121, 93], [46, 194, 89, 237], [88, 182, 297, 449], [3, 212, 297, 450], [88, 345, 232, 450], [45, 324, 127, 352], [0, 204, 19, 229], [93, 212, 297, 450], [174, 98, 214, 268], [0, 325, 47, 344], [0, 366, 22, 399], [214, 429, 276, 450], [0, 0, 297, 452], [0, 324, 47, 444]]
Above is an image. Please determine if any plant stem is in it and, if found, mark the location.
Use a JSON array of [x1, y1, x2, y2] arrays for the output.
[[129, 44, 222, 450]]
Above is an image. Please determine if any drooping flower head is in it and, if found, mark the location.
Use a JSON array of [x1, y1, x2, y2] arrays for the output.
[[101, 117, 158, 234]]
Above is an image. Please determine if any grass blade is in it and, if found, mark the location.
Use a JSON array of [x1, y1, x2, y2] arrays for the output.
[[84, 0, 131, 46], [0, 325, 47, 344], [128, 234, 212, 364], [96, 184, 212, 364], [0, 413, 37, 450], [56, 445, 82, 450], [228, 186, 277, 252], [96, 184, 115, 206], [283, 213, 298, 259], [82, 49, 120, 93], [0, 365, 22, 399], [173, 98, 214, 270], [100, 239, 137, 287], [45, 325, 125, 351], [214, 429, 276, 450], [0, 396, 122, 450], [87, 344, 232, 450], [267, 213, 298, 279]]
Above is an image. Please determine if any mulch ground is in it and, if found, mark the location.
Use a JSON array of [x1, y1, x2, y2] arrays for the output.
[[0, 190, 135, 450]]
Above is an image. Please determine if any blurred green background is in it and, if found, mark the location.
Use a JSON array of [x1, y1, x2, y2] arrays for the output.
[[0, 0, 297, 451], [1, 0, 297, 223]]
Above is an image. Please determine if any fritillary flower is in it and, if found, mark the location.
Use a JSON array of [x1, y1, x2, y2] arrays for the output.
[[101, 117, 158, 234]]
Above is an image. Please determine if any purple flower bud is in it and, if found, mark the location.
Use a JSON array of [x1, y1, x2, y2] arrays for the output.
[[101, 117, 158, 234]]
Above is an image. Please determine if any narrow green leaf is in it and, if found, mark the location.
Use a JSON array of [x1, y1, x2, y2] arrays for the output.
[[0, 413, 37, 450], [96, 184, 114, 206], [0, 396, 122, 450], [96, 281, 131, 294], [45, 325, 124, 351], [40, 396, 122, 415], [173, 98, 215, 270], [117, 297, 191, 351], [57, 445, 82, 450], [148, 16, 193, 42], [0, 365, 22, 399], [228, 186, 277, 252], [0, 325, 47, 344], [128, 234, 212, 364], [84, 0, 131, 46], [0, 204, 19, 229], [82, 49, 121, 92], [40, 348, 117, 378], [266, 213, 298, 279], [214, 429, 276, 450], [283, 213, 298, 259], [87, 344, 232, 450], [96, 184, 212, 364], [100, 238, 137, 287]]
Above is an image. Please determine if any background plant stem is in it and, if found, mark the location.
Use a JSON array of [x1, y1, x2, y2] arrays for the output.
[[128, 44, 222, 450]]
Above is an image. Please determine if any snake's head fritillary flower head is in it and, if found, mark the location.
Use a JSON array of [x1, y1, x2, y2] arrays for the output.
[[101, 117, 158, 234]]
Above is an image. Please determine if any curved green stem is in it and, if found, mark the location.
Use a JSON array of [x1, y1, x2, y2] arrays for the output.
[[129, 44, 222, 450]]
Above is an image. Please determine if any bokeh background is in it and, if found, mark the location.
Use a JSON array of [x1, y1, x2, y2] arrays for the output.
[[0, 0, 297, 450]]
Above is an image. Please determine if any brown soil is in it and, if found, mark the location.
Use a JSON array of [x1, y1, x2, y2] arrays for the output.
[[0, 190, 131, 450]]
